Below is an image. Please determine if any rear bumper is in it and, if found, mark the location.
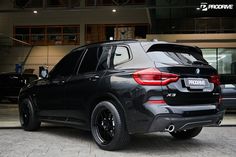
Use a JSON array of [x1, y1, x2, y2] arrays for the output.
[[148, 111, 224, 132], [127, 102, 225, 134]]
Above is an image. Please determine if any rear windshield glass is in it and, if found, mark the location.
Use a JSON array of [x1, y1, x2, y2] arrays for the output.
[[147, 44, 207, 65]]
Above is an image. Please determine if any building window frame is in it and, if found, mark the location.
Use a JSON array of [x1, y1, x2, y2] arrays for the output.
[[14, 25, 80, 46]]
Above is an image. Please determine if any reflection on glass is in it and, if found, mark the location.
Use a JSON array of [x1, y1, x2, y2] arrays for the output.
[[218, 49, 236, 74], [202, 48, 236, 75], [47, 0, 68, 7], [202, 49, 217, 69], [15, 27, 30, 42], [31, 27, 45, 44], [148, 51, 203, 65], [113, 47, 130, 65]]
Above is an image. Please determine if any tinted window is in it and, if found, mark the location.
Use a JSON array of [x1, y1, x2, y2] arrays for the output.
[[113, 46, 130, 65], [50, 49, 84, 77], [79, 47, 102, 74], [97, 46, 112, 71], [0, 75, 7, 85], [10, 75, 22, 86], [147, 45, 207, 65], [23, 75, 38, 83]]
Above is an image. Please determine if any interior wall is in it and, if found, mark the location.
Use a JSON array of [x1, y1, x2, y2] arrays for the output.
[[0, 45, 77, 75], [0, 14, 11, 37], [0, 1, 149, 75], [1, 8, 149, 45]]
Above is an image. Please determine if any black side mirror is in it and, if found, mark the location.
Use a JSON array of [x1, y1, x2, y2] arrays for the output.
[[41, 69, 48, 79]]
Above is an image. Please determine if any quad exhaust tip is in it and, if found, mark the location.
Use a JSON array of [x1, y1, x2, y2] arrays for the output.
[[165, 124, 175, 132]]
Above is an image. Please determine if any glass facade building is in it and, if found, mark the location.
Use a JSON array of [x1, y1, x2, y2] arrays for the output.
[[202, 48, 236, 75]]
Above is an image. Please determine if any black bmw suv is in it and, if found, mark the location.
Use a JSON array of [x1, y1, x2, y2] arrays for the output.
[[18, 40, 224, 150]]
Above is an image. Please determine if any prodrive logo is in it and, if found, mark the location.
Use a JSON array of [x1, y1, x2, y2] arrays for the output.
[[197, 2, 234, 11]]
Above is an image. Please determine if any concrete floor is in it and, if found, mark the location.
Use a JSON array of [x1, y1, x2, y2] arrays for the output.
[[0, 103, 236, 157], [0, 126, 235, 157]]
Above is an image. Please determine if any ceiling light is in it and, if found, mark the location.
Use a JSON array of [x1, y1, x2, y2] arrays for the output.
[[112, 9, 117, 13], [109, 37, 114, 40], [33, 10, 38, 14]]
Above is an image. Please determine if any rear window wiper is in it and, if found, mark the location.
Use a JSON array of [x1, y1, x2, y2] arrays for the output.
[[192, 60, 208, 65]]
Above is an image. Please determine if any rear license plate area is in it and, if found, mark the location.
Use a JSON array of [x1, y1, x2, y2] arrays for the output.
[[184, 78, 209, 89]]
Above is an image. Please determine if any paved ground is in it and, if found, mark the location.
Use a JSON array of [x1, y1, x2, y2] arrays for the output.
[[0, 103, 236, 157], [0, 126, 235, 157]]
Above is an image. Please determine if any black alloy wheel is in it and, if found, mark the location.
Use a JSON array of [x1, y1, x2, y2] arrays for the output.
[[95, 108, 115, 144], [91, 101, 130, 150], [19, 99, 41, 131], [20, 101, 30, 127]]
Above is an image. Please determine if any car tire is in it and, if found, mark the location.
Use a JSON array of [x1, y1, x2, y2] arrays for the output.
[[170, 127, 202, 139], [91, 101, 130, 151], [19, 98, 41, 131]]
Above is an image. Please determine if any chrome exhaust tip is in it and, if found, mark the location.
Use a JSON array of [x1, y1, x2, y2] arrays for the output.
[[165, 125, 175, 132], [217, 120, 222, 125]]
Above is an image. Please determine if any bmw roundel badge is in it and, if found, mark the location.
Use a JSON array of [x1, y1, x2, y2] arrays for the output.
[[196, 68, 200, 74]]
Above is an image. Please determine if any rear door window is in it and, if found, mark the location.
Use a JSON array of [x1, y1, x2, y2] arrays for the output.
[[147, 45, 207, 65]]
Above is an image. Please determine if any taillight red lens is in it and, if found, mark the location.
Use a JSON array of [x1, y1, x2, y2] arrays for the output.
[[147, 100, 166, 104], [133, 68, 179, 86], [210, 75, 220, 86]]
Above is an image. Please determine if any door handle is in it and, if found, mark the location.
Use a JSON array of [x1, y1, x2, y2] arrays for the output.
[[94, 75, 100, 79], [52, 80, 65, 85], [89, 75, 100, 81]]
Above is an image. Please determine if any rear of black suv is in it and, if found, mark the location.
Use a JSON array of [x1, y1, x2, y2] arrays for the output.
[[131, 43, 224, 135], [108, 42, 224, 137]]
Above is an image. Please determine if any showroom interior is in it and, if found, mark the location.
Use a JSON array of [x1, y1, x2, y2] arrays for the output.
[[0, 0, 236, 156]]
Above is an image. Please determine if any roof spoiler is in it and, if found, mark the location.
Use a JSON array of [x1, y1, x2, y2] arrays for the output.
[[194, 46, 203, 56]]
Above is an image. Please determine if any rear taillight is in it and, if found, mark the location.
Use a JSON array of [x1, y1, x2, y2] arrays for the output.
[[147, 100, 166, 104], [209, 75, 220, 86], [133, 68, 179, 86]]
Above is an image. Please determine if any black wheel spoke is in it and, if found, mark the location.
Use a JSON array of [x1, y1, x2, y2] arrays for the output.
[[19, 99, 41, 131], [96, 122, 104, 130], [20, 103, 31, 126], [95, 108, 115, 144], [107, 129, 114, 138]]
